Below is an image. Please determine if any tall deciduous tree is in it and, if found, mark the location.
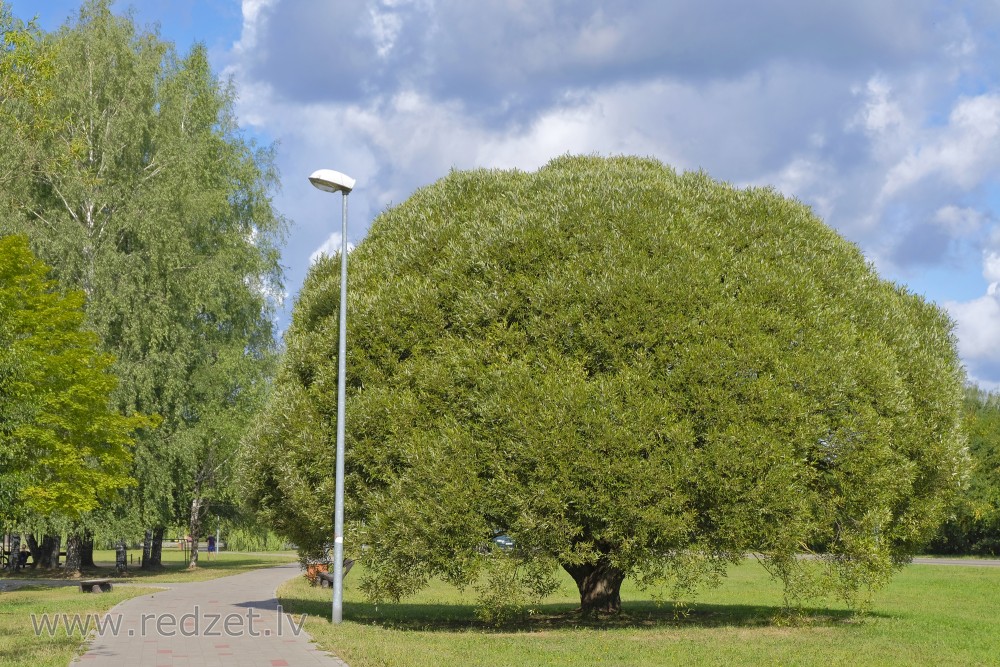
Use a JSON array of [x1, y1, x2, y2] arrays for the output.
[[244, 156, 967, 616], [0, 0, 284, 566], [0, 235, 149, 521], [932, 386, 1000, 554]]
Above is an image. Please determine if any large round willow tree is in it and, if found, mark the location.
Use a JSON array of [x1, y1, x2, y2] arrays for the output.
[[244, 156, 966, 615]]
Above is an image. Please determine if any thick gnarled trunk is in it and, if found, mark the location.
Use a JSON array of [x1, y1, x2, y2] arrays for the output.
[[151, 526, 164, 568], [39, 534, 61, 569], [142, 526, 165, 569], [80, 530, 95, 568], [563, 558, 626, 614], [64, 533, 82, 575], [26, 534, 41, 569]]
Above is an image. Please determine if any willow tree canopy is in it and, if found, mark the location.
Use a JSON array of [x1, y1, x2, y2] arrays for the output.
[[243, 155, 966, 615]]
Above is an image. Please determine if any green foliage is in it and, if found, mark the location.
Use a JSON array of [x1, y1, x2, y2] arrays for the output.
[[241, 379, 329, 559], [0, 0, 283, 536], [244, 156, 966, 613], [223, 525, 286, 552], [472, 551, 562, 625], [0, 8, 54, 143], [931, 385, 1000, 554], [0, 235, 152, 519]]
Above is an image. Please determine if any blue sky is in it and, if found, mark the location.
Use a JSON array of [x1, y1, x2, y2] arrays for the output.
[[12, 0, 1000, 387]]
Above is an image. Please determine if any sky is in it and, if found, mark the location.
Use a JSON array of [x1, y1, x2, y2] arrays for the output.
[[12, 0, 1000, 388]]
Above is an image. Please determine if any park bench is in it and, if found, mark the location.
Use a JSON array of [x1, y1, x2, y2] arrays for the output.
[[79, 578, 113, 593], [315, 559, 355, 588]]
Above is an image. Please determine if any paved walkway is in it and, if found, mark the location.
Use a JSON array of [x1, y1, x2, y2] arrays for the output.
[[72, 563, 347, 666]]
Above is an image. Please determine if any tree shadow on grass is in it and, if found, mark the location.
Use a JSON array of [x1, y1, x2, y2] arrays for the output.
[[278, 595, 883, 633]]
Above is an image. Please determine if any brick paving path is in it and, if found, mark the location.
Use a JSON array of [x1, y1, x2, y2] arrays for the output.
[[72, 563, 347, 666]]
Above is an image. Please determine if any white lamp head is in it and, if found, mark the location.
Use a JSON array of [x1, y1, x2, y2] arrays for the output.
[[309, 169, 355, 194]]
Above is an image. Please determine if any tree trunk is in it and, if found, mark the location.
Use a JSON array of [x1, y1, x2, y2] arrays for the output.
[[188, 495, 202, 569], [115, 540, 127, 573], [141, 529, 152, 568], [40, 534, 61, 569], [80, 530, 95, 568], [26, 534, 41, 569], [562, 558, 626, 614], [6, 534, 20, 572], [64, 532, 82, 576], [145, 526, 164, 569]]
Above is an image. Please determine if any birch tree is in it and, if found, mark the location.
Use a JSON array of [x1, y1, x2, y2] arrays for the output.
[[1, 0, 283, 567]]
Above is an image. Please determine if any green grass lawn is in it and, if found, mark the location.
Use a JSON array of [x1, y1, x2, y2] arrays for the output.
[[0, 584, 159, 667], [278, 561, 1000, 667], [0, 549, 296, 584]]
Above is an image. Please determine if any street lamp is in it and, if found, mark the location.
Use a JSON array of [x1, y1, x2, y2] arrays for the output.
[[309, 168, 355, 624]]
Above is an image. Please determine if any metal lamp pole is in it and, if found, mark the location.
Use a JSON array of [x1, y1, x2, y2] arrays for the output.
[[308, 168, 356, 624]]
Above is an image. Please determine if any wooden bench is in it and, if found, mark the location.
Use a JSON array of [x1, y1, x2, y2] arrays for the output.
[[79, 579, 113, 593], [316, 559, 355, 588]]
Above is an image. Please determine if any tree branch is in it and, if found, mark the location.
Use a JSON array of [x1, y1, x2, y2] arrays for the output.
[[43, 176, 80, 224]]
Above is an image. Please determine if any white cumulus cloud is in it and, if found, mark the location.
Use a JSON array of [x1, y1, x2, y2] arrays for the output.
[[229, 0, 1000, 386], [310, 232, 356, 264], [881, 94, 1000, 199]]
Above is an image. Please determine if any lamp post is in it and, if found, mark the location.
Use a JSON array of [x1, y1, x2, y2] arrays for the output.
[[308, 168, 356, 624]]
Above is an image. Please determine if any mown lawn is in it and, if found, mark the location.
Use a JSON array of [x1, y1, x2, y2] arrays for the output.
[[278, 560, 1000, 666], [0, 584, 159, 667], [0, 549, 296, 584]]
